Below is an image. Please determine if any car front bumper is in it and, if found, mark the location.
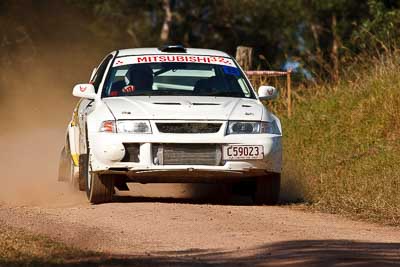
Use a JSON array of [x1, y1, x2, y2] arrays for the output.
[[88, 130, 282, 182]]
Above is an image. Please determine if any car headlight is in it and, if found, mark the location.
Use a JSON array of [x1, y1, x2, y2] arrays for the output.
[[99, 120, 152, 134], [117, 120, 152, 133], [227, 121, 280, 135]]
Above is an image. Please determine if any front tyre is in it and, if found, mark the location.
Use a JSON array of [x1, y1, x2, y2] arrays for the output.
[[82, 152, 114, 204], [78, 154, 89, 191], [86, 172, 114, 204], [253, 173, 281, 205]]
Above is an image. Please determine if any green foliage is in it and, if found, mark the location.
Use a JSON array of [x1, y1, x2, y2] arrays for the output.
[[2, 0, 400, 80], [352, 0, 400, 52], [170, 0, 305, 66], [69, 0, 162, 47], [66, 0, 400, 81]]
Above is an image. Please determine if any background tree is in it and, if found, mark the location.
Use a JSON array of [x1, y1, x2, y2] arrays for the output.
[[2, 0, 400, 83]]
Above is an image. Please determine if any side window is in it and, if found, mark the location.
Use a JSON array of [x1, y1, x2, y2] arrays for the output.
[[91, 55, 113, 93]]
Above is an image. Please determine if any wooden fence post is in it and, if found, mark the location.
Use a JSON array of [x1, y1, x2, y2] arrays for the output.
[[287, 69, 292, 118], [235, 46, 253, 71]]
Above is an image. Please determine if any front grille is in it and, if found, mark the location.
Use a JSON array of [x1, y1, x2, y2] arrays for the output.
[[153, 144, 222, 165], [121, 143, 140, 162], [156, 123, 221, 133]]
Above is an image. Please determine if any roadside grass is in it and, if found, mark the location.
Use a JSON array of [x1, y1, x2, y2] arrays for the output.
[[281, 53, 400, 225], [0, 223, 97, 266]]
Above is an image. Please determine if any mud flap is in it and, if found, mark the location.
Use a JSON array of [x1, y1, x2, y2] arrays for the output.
[[58, 147, 70, 182]]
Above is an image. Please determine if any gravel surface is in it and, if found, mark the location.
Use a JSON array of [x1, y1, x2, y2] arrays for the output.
[[1, 185, 400, 266]]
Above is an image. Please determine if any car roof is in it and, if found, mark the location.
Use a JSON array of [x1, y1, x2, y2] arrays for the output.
[[116, 48, 231, 58]]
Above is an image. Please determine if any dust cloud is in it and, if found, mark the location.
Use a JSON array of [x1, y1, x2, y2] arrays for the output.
[[0, 2, 246, 207], [0, 1, 107, 207], [0, 129, 86, 207], [0, 61, 87, 207]]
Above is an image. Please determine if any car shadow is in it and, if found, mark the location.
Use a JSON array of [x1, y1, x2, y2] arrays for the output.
[[111, 194, 254, 206], [110, 183, 256, 206], [5, 240, 399, 266], [110, 173, 306, 206]]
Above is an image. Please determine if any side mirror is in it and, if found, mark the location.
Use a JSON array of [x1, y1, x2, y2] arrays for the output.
[[72, 83, 96, 99], [258, 85, 278, 101]]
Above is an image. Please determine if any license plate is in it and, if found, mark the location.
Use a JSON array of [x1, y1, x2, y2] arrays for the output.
[[222, 145, 264, 160]]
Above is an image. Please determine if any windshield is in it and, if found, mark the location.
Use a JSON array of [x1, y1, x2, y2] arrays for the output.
[[102, 55, 255, 98]]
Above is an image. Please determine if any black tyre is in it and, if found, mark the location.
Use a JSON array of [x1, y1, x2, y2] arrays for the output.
[[86, 172, 114, 204], [82, 152, 114, 204], [78, 154, 88, 191], [253, 173, 281, 205]]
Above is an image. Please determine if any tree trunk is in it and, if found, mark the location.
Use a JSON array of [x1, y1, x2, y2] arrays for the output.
[[311, 23, 323, 61], [330, 14, 339, 83], [235, 46, 253, 71], [160, 0, 172, 43]]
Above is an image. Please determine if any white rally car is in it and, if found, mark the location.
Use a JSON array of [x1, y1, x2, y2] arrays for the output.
[[59, 45, 282, 204]]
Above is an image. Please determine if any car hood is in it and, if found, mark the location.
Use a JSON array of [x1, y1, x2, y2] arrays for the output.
[[102, 96, 267, 121]]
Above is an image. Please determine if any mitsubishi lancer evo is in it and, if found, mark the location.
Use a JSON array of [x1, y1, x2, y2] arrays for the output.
[[58, 45, 282, 204]]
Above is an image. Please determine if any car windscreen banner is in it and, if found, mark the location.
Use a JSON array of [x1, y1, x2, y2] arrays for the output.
[[113, 55, 236, 67]]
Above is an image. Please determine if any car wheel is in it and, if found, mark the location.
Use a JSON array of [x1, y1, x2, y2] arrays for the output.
[[253, 173, 281, 205], [83, 153, 114, 204], [78, 154, 88, 191]]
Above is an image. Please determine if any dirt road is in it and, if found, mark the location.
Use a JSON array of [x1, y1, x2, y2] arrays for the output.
[[1, 186, 400, 266], [0, 130, 399, 266]]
